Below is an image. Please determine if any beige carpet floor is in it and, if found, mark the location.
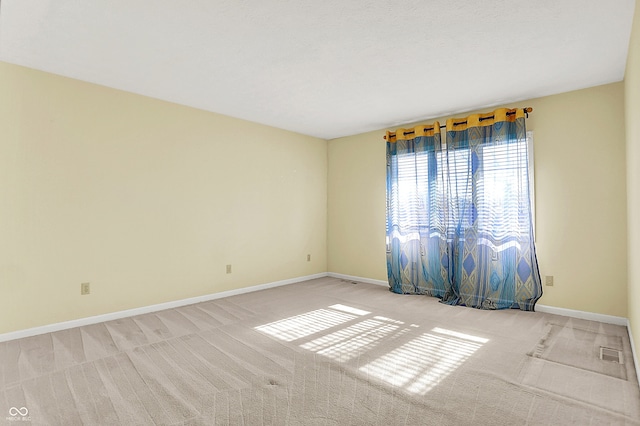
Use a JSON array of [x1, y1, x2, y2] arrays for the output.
[[1, 277, 639, 425]]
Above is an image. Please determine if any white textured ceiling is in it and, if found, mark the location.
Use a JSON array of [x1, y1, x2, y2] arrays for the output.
[[0, 0, 635, 139]]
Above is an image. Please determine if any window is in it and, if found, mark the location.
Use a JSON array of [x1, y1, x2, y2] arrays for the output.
[[387, 131, 534, 251]]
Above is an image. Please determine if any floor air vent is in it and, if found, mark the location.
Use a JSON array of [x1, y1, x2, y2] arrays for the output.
[[600, 347, 623, 364]]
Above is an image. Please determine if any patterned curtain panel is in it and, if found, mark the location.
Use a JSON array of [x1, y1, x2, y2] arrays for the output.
[[386, 108, 542, 311], [386, 124, 453, 300]]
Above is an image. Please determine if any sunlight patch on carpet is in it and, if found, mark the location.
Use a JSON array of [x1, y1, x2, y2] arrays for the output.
[[359, 328, 488, 395], [255, 308, 356, 342], [329, 304, 370, 316], [300, 317, 402, 362]]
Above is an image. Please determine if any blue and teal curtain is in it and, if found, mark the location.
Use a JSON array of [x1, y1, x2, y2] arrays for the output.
[[386, 108, 542, 310]]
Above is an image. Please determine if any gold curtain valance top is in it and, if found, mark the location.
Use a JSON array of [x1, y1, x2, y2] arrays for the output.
[[385, 107, 532, 142]]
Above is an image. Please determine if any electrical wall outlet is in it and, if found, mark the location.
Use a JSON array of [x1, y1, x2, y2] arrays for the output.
[[545, 276, 554, 286], [226, 264, 232, 274], [307, 254, 311, 262], [81, 282, 91, 295]]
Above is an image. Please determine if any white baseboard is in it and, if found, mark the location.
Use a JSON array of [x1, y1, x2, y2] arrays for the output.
[[0, 272, 328, 343], [326, 273, 629, 325], [535, 304, 628, 326], [628, 320, 640, 389], [327, 272, 388, 287], [327, 273, 633, 327]]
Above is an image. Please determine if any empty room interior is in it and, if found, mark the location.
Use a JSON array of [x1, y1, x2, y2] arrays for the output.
[[2, 0, 640, 424]]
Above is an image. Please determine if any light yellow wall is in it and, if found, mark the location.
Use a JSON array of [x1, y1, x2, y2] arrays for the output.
[[327, 130, 387, 280], [328, 82, 628, 317], [0, 62, 327, 334], [625, 0, 640, 362]]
